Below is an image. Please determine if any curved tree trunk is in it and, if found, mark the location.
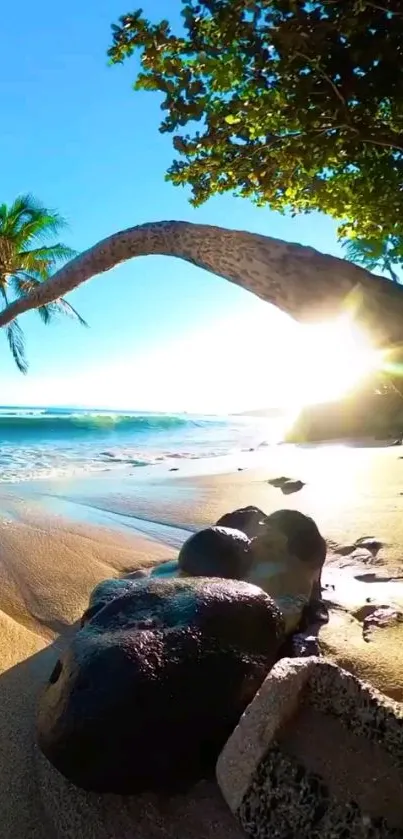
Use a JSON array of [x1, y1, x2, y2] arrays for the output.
[[0, 220, 403, 346]]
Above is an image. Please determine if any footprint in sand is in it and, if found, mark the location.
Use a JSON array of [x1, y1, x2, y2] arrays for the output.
[[267, 477, 306, 495]]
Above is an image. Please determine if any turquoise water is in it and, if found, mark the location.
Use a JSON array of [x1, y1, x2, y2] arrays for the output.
[[0, 406, 284, 482]]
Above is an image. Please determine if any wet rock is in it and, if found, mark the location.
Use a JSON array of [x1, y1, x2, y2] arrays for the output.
[[37, 577, 285, 795], [178, 526, 252, 579], [80, 577, 137, 626], [248, 510, 327, 632], [216, 506, 269, 539], [81, 562, 184, 625], [264, 509, 327, 570]]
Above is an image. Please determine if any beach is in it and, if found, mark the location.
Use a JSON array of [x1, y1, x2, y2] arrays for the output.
[[1, 440, 403, 837]]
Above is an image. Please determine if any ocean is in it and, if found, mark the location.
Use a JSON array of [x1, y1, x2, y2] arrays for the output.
[[0, 407, 287, 483]]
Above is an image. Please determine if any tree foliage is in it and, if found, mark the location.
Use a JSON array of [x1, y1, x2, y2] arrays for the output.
[[109, 1, 403, 252], [0, 195, 87, 372]]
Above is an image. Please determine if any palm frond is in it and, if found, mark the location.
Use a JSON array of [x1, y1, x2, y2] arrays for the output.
[[17, 244, 77, 278], [0, 285, 28, 373], [35, 299, 88, 327], [342, 235, 402, 283], [53, 298, 88, 326], [0, 194, 70, 247], [342, 237, 382, 268], [20, 244, 78, 264], [10, 273, 88, 327], [0, 194, 40, 237], [36, 305, 52, 325], [13, 212, 69, 247], [5, 319, 28, 374], [0, 204, 9, 226]]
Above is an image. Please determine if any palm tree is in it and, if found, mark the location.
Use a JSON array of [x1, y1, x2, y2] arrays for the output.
[[0, 194, 87, 372], [0, 219, 403, 349], [342, 236, 401, 284]]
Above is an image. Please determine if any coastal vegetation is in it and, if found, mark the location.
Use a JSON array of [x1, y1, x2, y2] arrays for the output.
[[0, 195, 86, 372], [109, 1, 403, 264]]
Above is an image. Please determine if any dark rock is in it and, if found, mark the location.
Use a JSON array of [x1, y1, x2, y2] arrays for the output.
[[178, 526, 252, 579], [280, 479, 305, 495], [263, 509, 326, 571], [37, 577, 285, 795], [150, 558, 181, 578], [216, 505, 269, 539], [267, 476, 292, 488], [249, 510, 327, 627], [80, 577, 137, 626], [80, 561, 183, 626]]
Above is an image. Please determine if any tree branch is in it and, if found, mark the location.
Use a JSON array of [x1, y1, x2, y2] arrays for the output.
[[294, 52, 346, 109], [365, 2, 403, 16], [361, 135, 403, 153], [261, 125, 403, 155]]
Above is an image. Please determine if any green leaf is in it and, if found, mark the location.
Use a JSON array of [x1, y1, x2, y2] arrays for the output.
[[224, 114, 241, 125]]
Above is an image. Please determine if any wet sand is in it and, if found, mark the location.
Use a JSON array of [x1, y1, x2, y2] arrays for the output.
[[0, 442, 402, 837]]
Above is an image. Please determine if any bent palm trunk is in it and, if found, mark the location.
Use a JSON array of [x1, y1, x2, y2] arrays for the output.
[[0, 220, 402, 346]]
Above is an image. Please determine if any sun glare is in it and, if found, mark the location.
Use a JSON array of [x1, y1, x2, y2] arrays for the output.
[[290, 315, 382, 408], [4, 305, 383, 416]]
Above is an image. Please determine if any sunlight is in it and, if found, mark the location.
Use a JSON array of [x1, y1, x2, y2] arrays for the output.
[[4, 304, 383, 415], [287, 315, 382, 409]]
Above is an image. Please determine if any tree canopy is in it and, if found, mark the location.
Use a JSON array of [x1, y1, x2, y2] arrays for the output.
[[0, 195, 87, 372], [108, 1, 403, 253]]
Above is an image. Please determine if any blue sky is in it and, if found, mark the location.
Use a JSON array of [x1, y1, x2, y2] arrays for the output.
[[0, 0, 352, 412]]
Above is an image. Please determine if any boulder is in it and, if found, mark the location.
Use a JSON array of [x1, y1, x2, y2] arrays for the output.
[[216, 506, 269, 539], [37, 577, 285, 795], [263, 509, 326, 572], [217, 657, 403, 838], [247, 510, 327, 633], [177, 526, 252, 580]]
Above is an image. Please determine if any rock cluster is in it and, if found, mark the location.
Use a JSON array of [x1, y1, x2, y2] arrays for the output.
[[37, 505, 328, 797], [36, 503, 403, 836]]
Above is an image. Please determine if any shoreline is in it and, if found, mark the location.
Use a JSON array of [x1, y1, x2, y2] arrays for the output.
[[1, 438, 403, 559], [1, 441, 403, 615]]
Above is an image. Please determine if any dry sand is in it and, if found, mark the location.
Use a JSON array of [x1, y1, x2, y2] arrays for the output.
[[0, 442, 403, 837]]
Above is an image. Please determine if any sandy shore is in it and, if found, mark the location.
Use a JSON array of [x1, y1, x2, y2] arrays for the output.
[[0, 442, 403, 837]]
